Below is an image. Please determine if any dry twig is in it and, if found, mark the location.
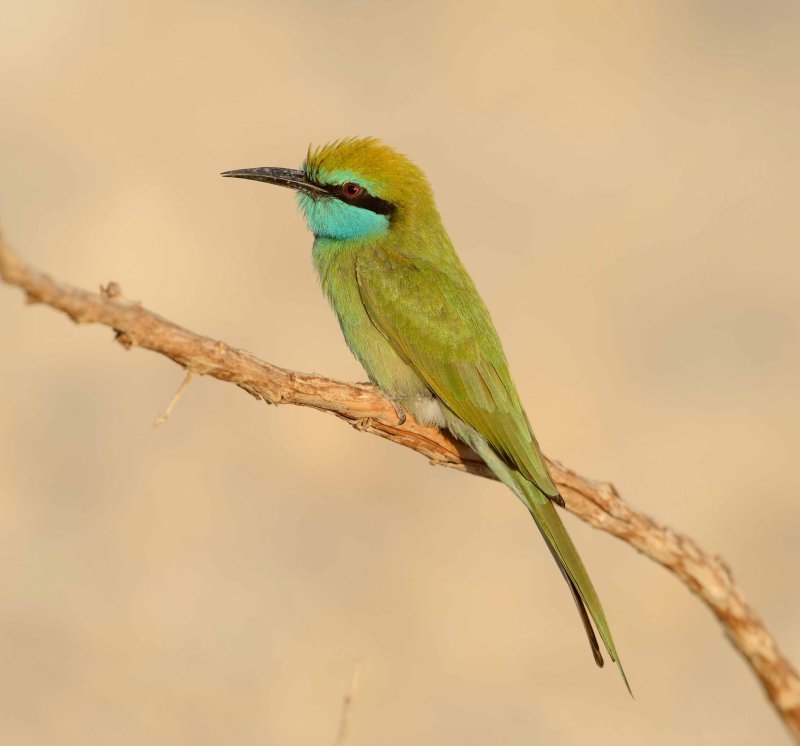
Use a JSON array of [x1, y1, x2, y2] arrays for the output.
[[1, 231, 798, 742], [334, 661, 364, 746], [152, 369, 196, 427]]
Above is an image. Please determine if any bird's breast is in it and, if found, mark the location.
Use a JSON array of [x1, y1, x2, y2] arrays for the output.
[[312, 239, 430, 401]]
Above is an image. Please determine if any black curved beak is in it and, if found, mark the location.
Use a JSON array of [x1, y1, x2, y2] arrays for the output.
[[221, 167, 328, 197]]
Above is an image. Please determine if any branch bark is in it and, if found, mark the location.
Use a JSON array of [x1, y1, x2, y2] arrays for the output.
[[2, 231, 798, 741]]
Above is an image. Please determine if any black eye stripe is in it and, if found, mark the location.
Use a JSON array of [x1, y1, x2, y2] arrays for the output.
[[346, 190, 395, 216], [319, 181, 395, 216]]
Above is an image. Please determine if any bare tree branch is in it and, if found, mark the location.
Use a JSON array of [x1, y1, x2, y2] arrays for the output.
[[2, 230, 798, 742]]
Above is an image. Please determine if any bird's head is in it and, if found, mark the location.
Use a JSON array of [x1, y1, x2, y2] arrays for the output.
[[222, 138, 436, 241]]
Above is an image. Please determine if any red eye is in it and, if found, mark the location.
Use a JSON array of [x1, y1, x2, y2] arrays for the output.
[[343, 182, 363, 198]]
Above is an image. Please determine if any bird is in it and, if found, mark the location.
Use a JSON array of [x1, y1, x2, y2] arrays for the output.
[[223, 137, 629, 692]]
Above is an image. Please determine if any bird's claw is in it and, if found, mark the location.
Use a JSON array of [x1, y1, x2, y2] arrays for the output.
[[389, 398, 407, 425]]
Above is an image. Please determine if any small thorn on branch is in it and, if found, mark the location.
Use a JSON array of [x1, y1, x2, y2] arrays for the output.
[[100, 281, 123, 299], [114, 330, 135, 349], [237, 383, 265, 401]]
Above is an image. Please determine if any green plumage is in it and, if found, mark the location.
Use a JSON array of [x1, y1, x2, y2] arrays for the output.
[[224, 137, 630, 692]]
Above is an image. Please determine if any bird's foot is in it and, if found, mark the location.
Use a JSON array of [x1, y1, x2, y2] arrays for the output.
[[388, 398, 407, 426]]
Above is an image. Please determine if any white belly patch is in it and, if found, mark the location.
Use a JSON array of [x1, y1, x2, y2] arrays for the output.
[[409, 397, 447, 427]]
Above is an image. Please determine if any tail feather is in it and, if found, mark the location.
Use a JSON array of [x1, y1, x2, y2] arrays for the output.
[[521, 475, 632, 695], [540, 533, 604, 668], [448, 419, 631, 694]]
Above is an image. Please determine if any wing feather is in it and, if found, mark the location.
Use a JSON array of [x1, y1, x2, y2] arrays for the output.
[[355, 249, 558, 498]]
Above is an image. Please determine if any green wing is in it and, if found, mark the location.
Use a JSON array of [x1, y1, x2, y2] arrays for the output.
[[355, 248, 558, 500]]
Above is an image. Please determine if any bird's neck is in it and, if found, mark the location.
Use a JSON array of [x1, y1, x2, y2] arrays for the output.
[[311, 213, 456, 270]]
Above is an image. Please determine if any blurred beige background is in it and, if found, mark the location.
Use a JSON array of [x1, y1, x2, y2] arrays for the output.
[[2, 1, 799, 744]]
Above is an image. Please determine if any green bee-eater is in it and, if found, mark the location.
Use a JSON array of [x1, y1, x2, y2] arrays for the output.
[[223, 138, 629, 691]]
